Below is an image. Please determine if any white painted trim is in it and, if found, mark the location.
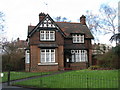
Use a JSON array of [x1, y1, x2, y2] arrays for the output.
[[38, 63, 58, 65], [40, 30, 55, 41], [25, 50, 30, 64]]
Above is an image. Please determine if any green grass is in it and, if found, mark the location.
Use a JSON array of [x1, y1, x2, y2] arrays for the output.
[[1, 71, 52, 82], [13, 69, 119, 88]]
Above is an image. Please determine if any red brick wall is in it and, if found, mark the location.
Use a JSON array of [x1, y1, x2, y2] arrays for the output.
[[28, 29, 65, 72], [30, 65, 58, 72], [28, 45, 58, 72], [29, 30, 64, 45], [88, 49, 92, 66], [29, 45, 38, 72], [70, 62, 87, 70], [25, 64, 30, 72], [58, 46, 64, 70]]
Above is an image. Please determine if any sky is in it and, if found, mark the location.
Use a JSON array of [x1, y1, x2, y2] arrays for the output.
[[0, 0, 119, 46]]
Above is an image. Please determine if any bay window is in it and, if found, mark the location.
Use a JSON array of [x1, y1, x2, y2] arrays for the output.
[[71, 50, 87, 62], [40, 49, 55, 63]]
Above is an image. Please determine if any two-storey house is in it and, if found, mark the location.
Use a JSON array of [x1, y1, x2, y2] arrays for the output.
[[25, 12, 94, 72]]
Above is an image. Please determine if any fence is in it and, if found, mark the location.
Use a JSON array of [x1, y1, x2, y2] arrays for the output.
[[1, 72, 119, 88], [37, 74, 118, 88], [6, 71, 119, 89]]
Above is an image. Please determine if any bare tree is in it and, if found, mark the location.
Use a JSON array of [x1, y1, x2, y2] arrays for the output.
[[0, 12, 5, 31], [0, 12, 5, 84], [85, 4, 117, 43], [2, 39, 25, 85], [2, 39, 25, 71], [54, 16, 61, 22], [99, 4, 117, 35], [54, 16, 71, 22], [0, 12, 5, 43]]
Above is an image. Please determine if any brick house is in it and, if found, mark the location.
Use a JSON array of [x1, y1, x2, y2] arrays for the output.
[[25, 12, 94, 72]]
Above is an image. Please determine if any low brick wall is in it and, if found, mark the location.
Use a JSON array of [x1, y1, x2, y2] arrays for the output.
[[30, 65, 59, 72], [70, 62, 87, 70], [25, 64, 30, 72]]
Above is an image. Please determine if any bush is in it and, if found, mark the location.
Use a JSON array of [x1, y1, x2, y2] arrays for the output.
[[95, 49, 119, 69], [88, 65, 115, 70], [88, 65, 100, 70], [2, 54, 25, 71]]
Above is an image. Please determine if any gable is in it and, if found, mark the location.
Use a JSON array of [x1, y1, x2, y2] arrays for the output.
[[39, 15, 56, 28], [28, 14, 65, 37]]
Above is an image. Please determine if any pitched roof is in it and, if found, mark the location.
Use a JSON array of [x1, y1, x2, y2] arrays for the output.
[[56, 22, 94, 39], [27, 14, 94, 39]]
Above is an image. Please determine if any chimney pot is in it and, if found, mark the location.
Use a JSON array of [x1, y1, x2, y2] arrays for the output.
[[39, 12, 46, 22], [80, 15, 86, 25]]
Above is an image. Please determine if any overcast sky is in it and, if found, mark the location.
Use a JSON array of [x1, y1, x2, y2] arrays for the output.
[[0, 0, 119, 46]]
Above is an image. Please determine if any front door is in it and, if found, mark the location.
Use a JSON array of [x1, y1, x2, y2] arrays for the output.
[[65, 58, 70, 68], [64, 53, 72, 70]]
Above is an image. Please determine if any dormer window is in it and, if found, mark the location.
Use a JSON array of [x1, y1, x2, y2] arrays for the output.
[[72, 34, 84, 43], [40, 30, 55, 41]]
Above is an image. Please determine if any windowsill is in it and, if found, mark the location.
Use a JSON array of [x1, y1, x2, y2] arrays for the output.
[[73, 42, 84, 44], [26, 63, 30, 64], [38, 63, 58, 65], [40, 40, 55, 41], [71, 62, 87, 63]]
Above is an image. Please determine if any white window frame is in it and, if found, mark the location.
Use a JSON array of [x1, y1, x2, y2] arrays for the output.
[[40, 30, 55, 41], [40, 49, 55, 63], [25, 50, 30, 64], [72, 34, 84, 43], [71, 50, 87, 62]]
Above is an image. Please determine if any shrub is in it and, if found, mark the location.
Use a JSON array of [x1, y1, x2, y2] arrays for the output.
[[95, 49, 119, 69], [88, 65, 100, 70]]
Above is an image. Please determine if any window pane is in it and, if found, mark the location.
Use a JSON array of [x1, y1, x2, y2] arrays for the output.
[[46, 50, 49, 62], [46, 31, 49, 40], [40, 31, 45, 40], [81, 35, 84, 43], [72, 54, 74, 62], [50, 31, 55, 40], [79, 50, 81, 62], [85, 50, 88, 62], [77, 36, 80, 42], [25, 50, 30, 63], [51, 49, 55, 62], [41, 50, 45, 63], [82, 50, 85, 61]]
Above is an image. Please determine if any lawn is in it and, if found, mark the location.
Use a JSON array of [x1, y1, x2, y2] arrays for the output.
[[13, 69, 119, 88], [1, 71, 52, 82]]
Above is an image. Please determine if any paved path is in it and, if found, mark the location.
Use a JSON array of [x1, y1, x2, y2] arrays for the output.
[[2, 71, 70, 89], [2, 83, 34, 90]]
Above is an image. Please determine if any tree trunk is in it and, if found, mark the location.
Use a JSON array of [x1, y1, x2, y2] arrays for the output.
[[7, 70, 10, 86]]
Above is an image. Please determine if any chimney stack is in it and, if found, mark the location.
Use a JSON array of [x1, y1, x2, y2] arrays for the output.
[[39, 12, 46, 22], [80, 15, 86, 25]]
